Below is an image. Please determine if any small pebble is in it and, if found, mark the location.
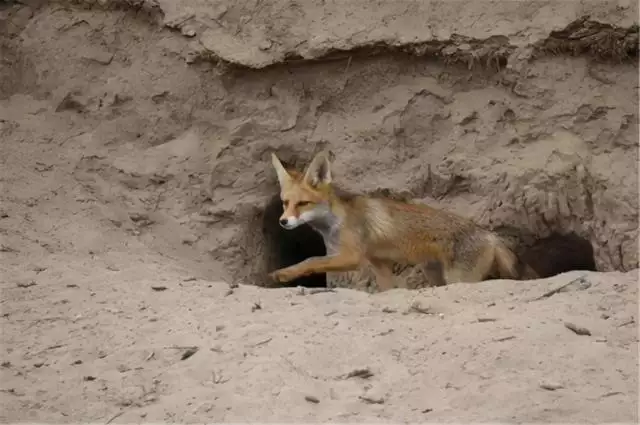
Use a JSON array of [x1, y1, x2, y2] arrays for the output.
[[564, 322, 591, 336], [151, 286, 168, 291], [181, 347, 198, 361], [305, 395, 319, 404], [16, 280, 36, 288], [540, 382, 564, 391], [359, 395, 384, 404], [181, 27, 196, 37]]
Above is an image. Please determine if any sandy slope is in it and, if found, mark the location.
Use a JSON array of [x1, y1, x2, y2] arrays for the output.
[[1, 247, 638, 422]]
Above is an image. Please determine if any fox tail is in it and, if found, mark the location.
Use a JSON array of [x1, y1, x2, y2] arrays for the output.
[[493, 238, 519, 279]]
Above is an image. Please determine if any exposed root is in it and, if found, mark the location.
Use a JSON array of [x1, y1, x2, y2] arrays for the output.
[[194, 18, 637, 71], [208, 37, 516, 73], [535, 16, 639, 61], [53, 0, 164, 22]]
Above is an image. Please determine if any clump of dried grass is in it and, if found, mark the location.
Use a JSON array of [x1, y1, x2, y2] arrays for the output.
[[535, 16, 639, 61]]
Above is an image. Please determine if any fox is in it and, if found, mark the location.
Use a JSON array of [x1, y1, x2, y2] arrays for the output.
[[268, 150, 527, 290]]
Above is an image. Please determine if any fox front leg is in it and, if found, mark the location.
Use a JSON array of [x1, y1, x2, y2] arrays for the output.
[[269, 264, 307, 284], [269, 254, 362, 284]]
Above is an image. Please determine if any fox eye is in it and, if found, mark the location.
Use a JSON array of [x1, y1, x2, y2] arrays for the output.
[[282, 200, 289, 207], [298, 201, 310, 207]]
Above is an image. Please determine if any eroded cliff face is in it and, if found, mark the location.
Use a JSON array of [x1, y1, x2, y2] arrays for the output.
[[1, 0, 638, 291]]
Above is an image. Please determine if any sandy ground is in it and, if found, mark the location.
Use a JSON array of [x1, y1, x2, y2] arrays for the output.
[[1, 250, 638, 422], [1, 0, 639, 423]]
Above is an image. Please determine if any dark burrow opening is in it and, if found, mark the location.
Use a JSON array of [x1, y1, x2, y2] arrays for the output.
[[261, 193, 598, 288], [261, 194, 328, 288], [515, 231, 598, 279]]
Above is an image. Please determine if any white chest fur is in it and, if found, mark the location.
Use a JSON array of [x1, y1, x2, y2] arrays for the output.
[[309, 213, 342, 256]]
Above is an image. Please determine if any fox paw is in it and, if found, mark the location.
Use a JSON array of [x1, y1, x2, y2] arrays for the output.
[[269, 269, 297, 283]]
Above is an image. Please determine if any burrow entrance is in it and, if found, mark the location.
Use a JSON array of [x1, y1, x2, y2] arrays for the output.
[[516, 231, 597, 278], [258, 194, 598, 289]]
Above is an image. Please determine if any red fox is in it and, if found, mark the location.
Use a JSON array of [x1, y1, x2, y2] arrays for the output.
[[268, 150, 524, 290]]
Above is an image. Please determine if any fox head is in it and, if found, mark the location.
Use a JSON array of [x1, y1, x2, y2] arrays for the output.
[[270, 150, 333, 230]]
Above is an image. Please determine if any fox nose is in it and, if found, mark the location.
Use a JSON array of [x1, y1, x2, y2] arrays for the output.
[[279, 218, 288, 227]]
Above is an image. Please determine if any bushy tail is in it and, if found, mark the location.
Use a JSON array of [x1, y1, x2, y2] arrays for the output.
[[518, 263, 540, 280], [491, 236, 540, 280], [493, 238, 519, 279]]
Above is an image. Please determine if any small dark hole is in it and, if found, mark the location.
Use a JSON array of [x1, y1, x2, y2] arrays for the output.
[[519, 232, 597, 278]]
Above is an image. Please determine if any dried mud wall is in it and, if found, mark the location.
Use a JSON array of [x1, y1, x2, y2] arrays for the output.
[[2, 0, 638, 288]]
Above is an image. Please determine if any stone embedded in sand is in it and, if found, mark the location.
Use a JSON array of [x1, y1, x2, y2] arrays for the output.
[[78, 46, 114, 65], [304, 395, 320, 404], [564, 322, 592, 336], [181, 27, 196, 37], [55, 92, 86, 113], [540, 382, 564, 391], [359, 395, 385, 404]]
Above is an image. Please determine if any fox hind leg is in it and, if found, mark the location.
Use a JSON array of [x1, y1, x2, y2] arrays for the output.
[[443, 268, 482, 285], [442, 232, 502, 284], [421, 260, 447, 287], [369, 258, 397, 292]]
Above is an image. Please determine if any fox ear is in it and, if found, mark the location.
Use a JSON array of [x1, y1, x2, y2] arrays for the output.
[[303, 150, 332, 187], [271, 153, 292, 188]]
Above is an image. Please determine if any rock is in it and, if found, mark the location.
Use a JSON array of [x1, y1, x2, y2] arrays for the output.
[[564, 322, 592, 336], [55, 92, 86, 113], [259, 40, 273, 51], [16, 280, 36, 288], [79, 47, 114, 65], [540, 382, 564, 391], [181, 27, 196, 37], [304, 395, 319, 404], [359, 395, 384, 404]]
